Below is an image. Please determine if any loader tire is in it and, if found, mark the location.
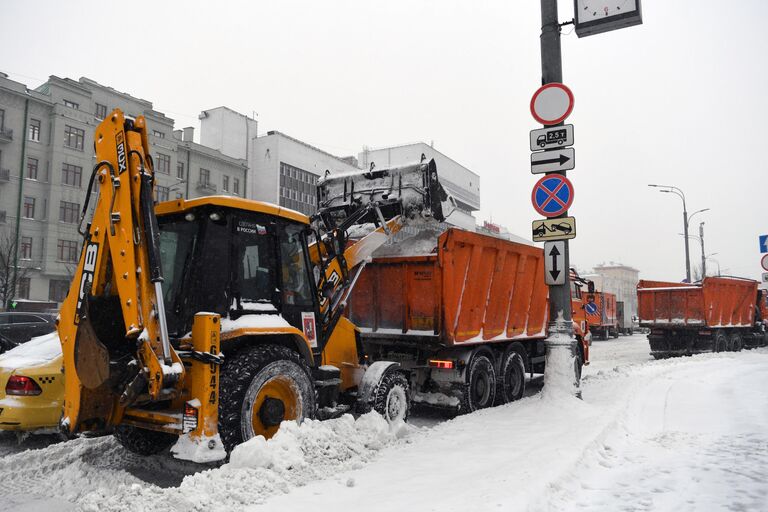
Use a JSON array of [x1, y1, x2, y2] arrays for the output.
[[459, 352, 496, 414], [495, 347, 526, 405], [372, 370, 411, 423], [218, 344, 315, 453], [113, 425, 177, 456]]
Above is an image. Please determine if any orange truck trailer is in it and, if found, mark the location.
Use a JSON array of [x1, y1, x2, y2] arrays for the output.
[[348, 228, 589, 413], [585, 290, 619, 340], [638, 277, 768, 358]]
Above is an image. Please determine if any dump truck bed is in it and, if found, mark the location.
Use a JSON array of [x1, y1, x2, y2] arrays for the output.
[[637, 277, 758, 328], [348, 228, 549, 346]]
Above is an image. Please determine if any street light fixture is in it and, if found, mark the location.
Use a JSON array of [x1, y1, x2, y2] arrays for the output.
[[649, 184, 694, 282]]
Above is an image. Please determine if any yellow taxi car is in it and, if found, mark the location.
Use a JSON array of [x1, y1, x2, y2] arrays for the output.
[[0, 332, 63, 432]]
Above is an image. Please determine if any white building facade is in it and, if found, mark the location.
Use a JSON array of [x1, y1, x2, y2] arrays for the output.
[[584, 263, 640, 329]]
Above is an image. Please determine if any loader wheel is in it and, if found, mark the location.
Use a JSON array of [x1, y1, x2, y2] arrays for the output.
[[459, 353, 496, 414], [372, 370, 410, 423], [113, 425, 177, 456], [729, 332, 743, 352], [713, 331, 728, 352], [219, 344, 315, 453], [496, 348, 526, 405]]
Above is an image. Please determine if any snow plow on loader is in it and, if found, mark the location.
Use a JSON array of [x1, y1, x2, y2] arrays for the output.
[[58, 109, 451, 459]]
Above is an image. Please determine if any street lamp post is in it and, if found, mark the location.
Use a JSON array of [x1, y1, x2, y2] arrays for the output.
[[649, 185, 688, 281], [699, 222, 706, 278]]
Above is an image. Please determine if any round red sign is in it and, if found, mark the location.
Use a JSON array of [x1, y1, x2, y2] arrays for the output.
[[761, 254, 768, 272], [530, 83, 574, 126]]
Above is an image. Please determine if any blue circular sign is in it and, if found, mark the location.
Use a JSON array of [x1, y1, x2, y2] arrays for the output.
[[531, 174, 574, 218], [585, 302, 598, 315]]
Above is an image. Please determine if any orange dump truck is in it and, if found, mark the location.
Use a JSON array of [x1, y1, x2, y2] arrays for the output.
[[638, 277, 768, 358], [348, 228, 589, 413], [585, 290, 619, 340]]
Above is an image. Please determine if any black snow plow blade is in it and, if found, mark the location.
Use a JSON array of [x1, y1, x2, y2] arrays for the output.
[[316, 156, 454, 228]]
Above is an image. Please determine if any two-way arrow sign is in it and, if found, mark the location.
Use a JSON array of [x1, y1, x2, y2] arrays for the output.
[[544, 241, 566, 285], [531, 148, 575, 174]]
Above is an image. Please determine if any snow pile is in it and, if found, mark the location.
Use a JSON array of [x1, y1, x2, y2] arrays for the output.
[[220, 313, 291, 333], [74, 413, 412, 511], [372, 226, 444, 257], [0, 331, 61, 371], [171, 432, 226, 463]]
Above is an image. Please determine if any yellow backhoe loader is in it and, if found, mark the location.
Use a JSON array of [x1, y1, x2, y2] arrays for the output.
[[58, 109, 451, 459]]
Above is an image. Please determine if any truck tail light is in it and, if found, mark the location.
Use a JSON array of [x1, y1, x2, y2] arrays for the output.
[[6, 375, 43, 396], [428, 359, 454, 369]]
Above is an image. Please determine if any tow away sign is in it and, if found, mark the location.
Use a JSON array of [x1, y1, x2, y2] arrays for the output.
[[531, 148, 574, 174], [544, 241, 566, 285], [530, 125, 574, 151], [532, 217, 576, 242]]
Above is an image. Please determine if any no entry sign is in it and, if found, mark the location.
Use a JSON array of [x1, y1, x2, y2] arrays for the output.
[[531, 174, 575, 217], [530, 83, 574, 125]]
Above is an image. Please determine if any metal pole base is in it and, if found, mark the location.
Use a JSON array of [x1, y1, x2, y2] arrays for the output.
[[543, 319, 582, 399]]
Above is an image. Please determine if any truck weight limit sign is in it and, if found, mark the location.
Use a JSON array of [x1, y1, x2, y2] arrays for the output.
[[530, 83, 574, 126]]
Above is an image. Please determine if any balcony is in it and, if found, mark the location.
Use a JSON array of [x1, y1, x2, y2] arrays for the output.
[[0, 127, 12, 143], [196, 181, 217, 194], [0, 168, 10, 182]]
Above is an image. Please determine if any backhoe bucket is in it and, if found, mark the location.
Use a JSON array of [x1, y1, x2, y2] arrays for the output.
[[317, 157, 454, 227]]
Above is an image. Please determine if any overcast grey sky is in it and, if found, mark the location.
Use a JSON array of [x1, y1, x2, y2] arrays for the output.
[[3, 0, 767, 282]]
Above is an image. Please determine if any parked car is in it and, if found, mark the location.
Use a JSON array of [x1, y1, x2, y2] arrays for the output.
[[0, 312, 57, 353], [0, 332, 63, 432]]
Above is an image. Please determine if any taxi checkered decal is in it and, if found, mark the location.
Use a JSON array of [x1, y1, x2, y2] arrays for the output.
[[38, 376, 56, 384]]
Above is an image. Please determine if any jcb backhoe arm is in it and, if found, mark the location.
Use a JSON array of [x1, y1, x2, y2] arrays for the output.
[[58, 109, 183, 433]]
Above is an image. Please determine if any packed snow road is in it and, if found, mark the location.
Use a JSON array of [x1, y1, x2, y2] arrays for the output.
[[0, 334, 766, 511]]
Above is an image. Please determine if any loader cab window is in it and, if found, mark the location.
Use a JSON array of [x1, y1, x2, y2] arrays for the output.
[[158, 216, 199, 336], [279, 223, 313, 306], [233, 219, 277, 307]]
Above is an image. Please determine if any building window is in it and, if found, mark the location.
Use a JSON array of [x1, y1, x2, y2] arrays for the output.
[[222, 175, 229, 192], [200, 168, 210, 185], [27, 158, 39, 180], [17, 278, 30, 300], [49, 280, 70, 302], [29, 119, 41, 142], [156, 185, 169, 203], [63, 99, 79, 110], [57, 239, 79, 262], [278, 162, 318, 215], [59, 201, 79, 223], [64, 125, 85, 150], [156, 153, 171, 174], [95, 103, 107, 119], [176, 161, 185, 179], [62, 163, 82, 187], [152, 130, 165, 139], [233, 177, 240, 195], [20, 237, 32, 260], [23, 196, 35, 219]]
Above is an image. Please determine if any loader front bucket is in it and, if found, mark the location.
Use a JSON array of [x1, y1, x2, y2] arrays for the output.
[[317, 157, 453, 228]]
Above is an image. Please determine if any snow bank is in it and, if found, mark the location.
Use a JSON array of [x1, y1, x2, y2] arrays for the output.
[[0, 332, 61, 371], [72, 413, 411, 511]]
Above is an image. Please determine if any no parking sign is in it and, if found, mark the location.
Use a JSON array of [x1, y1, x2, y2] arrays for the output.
[[531, 174, 574, 218]]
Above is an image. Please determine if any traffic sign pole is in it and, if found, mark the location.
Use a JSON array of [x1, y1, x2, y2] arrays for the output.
[[539, 0, 580, 399]]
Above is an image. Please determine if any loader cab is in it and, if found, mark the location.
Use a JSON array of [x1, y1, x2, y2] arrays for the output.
[[155, 199, 317, 340]]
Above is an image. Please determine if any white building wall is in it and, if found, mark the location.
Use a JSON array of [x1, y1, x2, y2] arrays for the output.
[[199, 107, 257, 161]]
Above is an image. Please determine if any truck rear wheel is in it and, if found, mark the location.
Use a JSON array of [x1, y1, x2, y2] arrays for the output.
[[459, 353, 496, 414], [729, 332, 743, 352], [496, 348, 526, 405], [219, 344, 315, 453], [713, 331, 728, 352], [372, 370, 410, 423], [114, 424, 177, 456]]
